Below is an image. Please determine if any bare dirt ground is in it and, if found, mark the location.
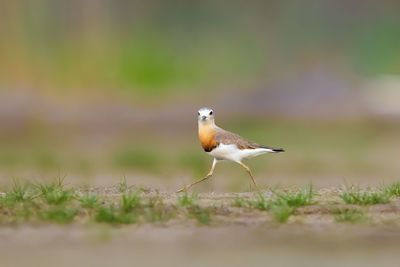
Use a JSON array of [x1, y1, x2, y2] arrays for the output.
[[2, 224, 400, 267], [1, 187, 400, 267]]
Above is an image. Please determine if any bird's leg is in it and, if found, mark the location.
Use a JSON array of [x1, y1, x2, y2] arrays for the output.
[[237, 162, 261, 192], [176, 158, 217, 193]]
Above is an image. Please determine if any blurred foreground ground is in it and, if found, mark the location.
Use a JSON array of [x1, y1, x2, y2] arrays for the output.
[[1, 224, 400, 267]]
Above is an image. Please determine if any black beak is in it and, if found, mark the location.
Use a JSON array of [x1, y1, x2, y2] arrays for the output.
[[201, 116, 207, 121]]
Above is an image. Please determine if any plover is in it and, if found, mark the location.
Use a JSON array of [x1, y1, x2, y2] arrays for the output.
[[177, 107, 284, 192]]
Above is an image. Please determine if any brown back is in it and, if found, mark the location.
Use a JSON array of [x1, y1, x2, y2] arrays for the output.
[[214, 128, 260, 150]]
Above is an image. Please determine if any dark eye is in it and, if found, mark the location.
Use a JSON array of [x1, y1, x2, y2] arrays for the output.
[[198, 112, 200, 116], [209, 111, 213, 115]]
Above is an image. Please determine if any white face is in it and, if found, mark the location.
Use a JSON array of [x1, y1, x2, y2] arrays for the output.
[[198, 107, 214, 122]]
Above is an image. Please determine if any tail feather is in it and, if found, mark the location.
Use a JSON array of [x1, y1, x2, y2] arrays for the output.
[[259, 145, 285, 152]]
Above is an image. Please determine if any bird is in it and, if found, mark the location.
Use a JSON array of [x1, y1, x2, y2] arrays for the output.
[[177, 107, 284, 193]]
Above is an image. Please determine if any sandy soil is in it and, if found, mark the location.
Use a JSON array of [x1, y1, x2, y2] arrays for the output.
[[1, 224, 400, 267]]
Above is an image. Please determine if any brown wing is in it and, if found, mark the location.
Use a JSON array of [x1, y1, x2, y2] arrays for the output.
[[214, 128, 259, 149], [214, 127, 285, 152]]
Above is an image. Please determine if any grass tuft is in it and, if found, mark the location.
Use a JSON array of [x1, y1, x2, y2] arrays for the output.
[[41, 207, 77, 224], [2, 180, 33, 205], [177, 193, 198, 207], [143, 206, 174, 223], [121, 192, 142, 212], [232, 196, 247, 208], [333, 208, 366, 223], [187, 206, 212, 225], [118, 177, 129, 193], [248, 195, 270, 210], [271, 203, 294, 223], [274, 184, 315, 208], [340, 188, 391, 205], [78, 194, 100, 209], [143, 196, 174, 223], [35, 180, 73, 205], [384, 182, 400, 197], [244, 186, 313, 223], [95, 206, 137, 224], [44, 189, 72, 205]]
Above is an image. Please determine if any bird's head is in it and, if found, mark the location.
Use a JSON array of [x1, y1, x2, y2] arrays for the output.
[[197, 107, 215, 125]]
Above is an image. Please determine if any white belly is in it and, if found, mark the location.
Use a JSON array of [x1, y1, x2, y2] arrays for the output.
[[207, 143, 272, 162]]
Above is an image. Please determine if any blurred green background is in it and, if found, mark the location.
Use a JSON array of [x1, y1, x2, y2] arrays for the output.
[[0, 0, 400, 190]]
